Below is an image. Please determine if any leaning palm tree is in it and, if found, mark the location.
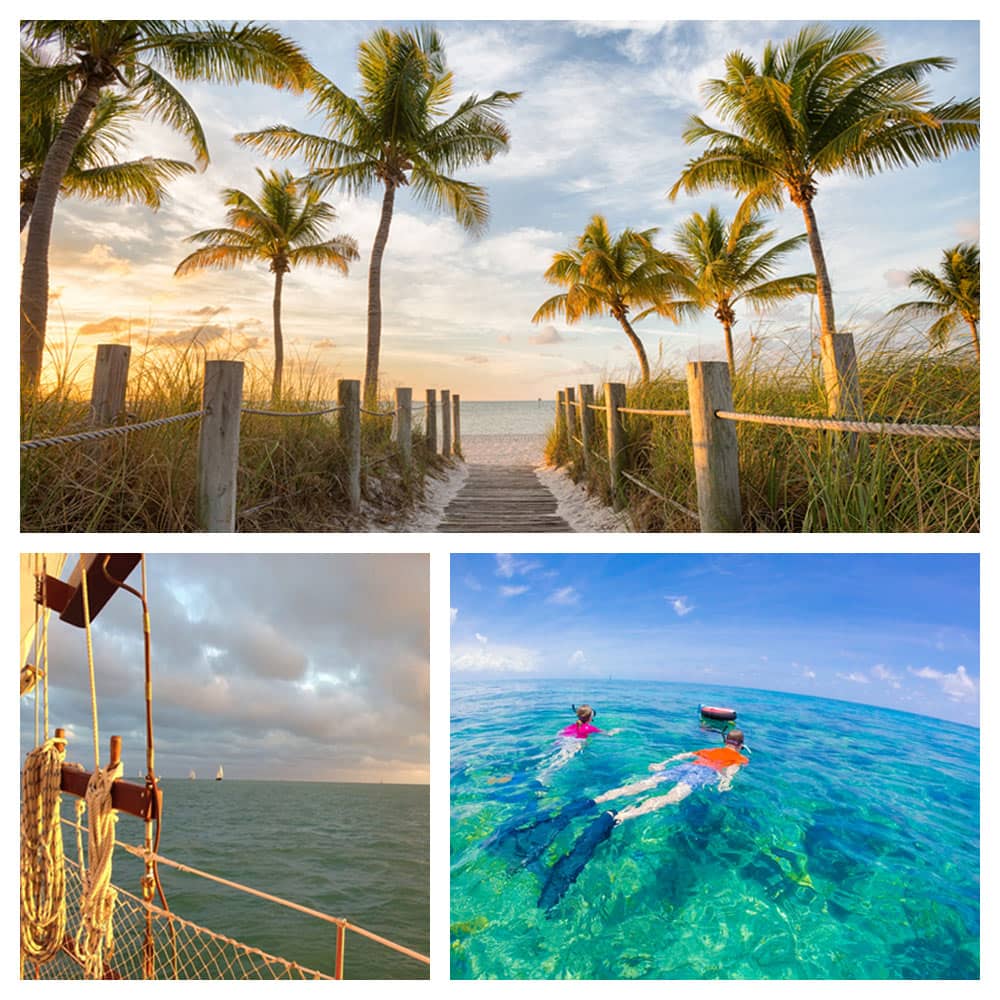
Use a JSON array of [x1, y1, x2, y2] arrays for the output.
[[175, 169, 359, 403], [236, 25, 521, 407], [889, 242, 980, 362], [21, 47, 195, 231], [671, 205, 816, 377], [19, 20, 312, 392], [533, 215, 688, 383], [669, 24, 980, 417]]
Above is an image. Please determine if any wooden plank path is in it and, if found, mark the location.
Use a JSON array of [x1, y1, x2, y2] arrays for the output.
[[436, 464, 573, 532]]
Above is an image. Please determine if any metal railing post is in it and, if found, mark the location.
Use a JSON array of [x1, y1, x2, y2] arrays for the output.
[[334, 923, 346, 979]]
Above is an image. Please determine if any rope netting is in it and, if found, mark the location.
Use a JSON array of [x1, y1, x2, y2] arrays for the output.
[[22, 858, 333, 981]]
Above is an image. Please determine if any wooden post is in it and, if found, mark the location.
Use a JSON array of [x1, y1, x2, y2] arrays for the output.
[[555, 390, 566, 447], [425, 389, 437, 454], [338, 379, 361, 513], [90, 343, 131, 425], [564, 386, 576, 446], [197, 360, 244, 533], [604, 382, 626, 509], [686, 360, 742, 532], [452, 394, 462, 458], [108, 735, 122, 768], [334, 923, 346, 979], [441, 389, 452, 457], [578, 383, 595, 471], [393, 387, 412, 469]]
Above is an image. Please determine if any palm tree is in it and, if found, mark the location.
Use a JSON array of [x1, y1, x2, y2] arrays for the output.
[[19, 20, 312, 391], [532, 215, 687, 383], [889, 242, 979, 362], [671, 205, 816, 377], [175, 169, 359, 403], [20, 48, 195, 231], [235, 25, 521, 407], [669, 24, 980, 417]]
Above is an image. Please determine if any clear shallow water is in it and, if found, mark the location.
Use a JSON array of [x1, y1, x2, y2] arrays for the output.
[[451, 680, 979, 979], [95, 781, 428, 979]]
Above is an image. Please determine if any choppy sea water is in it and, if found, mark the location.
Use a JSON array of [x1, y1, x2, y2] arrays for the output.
[[100, 781, 429, 979], [451, 679, 979, 979]]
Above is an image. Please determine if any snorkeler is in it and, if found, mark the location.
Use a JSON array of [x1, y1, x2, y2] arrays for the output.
[[534, 729, 750, 910], [539, 705, 620, 783], [559, 704, 602, 739]]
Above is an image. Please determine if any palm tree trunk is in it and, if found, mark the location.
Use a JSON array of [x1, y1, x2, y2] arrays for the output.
[[967, 318, 980, 363], [616, 315, 651, 383], [364, 181, 396, 409], [799, 199, 864, 420], [20, 197, 34, 233], [272, 269, 284, 404], [722, 320, 736, 379], [20, 77, 104, 393]]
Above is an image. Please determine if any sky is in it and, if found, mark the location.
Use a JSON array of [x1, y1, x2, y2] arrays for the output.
[[450, 553, 980, 726], [25, 18, 980, 400], [19, 553, 429, 783]]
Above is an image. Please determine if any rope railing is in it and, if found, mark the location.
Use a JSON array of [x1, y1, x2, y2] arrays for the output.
[[715, 409, 980, 440], [20, 410, 206, 451], [241, 404, 341, 418], [359, 407, 395, 418], [620, 470, 699, 521], [60, 817, 429, 970], [619, 407, 690, 418]]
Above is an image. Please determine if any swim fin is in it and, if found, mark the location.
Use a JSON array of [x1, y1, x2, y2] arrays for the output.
[[538, 810, 617, 912], [485, 797, 596, 866]]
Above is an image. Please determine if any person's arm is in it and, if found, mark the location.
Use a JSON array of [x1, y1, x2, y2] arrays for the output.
[[601, 727, 622, 736], [717, 764, 741, 792], [648, 751, 693, 772]]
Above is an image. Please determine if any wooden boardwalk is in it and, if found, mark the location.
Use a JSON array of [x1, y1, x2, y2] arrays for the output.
[[436, 464, 573, 532]]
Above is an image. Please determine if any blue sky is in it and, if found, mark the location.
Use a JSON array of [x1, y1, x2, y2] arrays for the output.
[[32, 18, 980, 399], [450, 553, 980, 726]]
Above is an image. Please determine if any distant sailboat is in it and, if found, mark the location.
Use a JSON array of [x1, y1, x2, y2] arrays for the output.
[[216, 765, 224, 781], [189, 769, 196, 780]]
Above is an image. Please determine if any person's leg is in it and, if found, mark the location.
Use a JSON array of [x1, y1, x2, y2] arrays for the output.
[[614, 781, 693, 822], [594, 773, 664, 804]]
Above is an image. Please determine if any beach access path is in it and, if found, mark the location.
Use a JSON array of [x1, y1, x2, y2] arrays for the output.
[[436, 463, 572, 532]]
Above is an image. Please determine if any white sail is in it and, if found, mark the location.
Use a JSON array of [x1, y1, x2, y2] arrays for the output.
[[20, 553, 68, 673], [189, 770, 196, 780], [216, 765, 224, 780]]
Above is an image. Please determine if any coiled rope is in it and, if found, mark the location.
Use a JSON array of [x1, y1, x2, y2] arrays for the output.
[[74, 761, 124, 978], [20, 738, 68, 970]]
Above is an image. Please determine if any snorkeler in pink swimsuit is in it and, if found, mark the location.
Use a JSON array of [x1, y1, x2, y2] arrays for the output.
[[559, 705, 602, 739]]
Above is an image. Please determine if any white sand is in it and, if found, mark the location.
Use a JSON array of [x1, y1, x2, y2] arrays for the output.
[[460, 433, 547, 466], [535, 464, 631, 533]]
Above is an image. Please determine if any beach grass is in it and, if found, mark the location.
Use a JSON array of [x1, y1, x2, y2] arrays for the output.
[[20, 344, 446, 532], [546, 333, 979, 532]]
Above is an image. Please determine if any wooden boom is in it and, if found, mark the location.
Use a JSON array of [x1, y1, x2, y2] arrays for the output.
[[38, 553, 141, 627]]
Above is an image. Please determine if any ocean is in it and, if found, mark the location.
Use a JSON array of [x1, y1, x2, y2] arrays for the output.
[[451, 679, 979, 979], [428, 399, 553, 438], [101, 780, 428, 979]]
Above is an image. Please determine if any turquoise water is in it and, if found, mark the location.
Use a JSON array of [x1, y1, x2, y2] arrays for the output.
[[451, 679, 979, 979], [448, 400, 553, 437], [91, 781, 428, 979]]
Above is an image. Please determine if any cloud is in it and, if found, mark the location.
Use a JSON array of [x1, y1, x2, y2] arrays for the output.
[[548, 586, 579, 606], [450, 607, 458, 624], [186, 305, 230, 317], [909, 665, 977, 702], [871, 663, 902, 688], [451, 644, 538, 673], [500, 585, 529, 597], [77, 316, 134, 337], [529, 325, 564, 345], [495, 554, 541, 578], [497, 334, 511, 344], [475, 633, 488, 645], [313, 338, 337, 350], [955, 219, 980, 240], [464, 354, 490, 365], [665, 594, 694, 616], [81, 243, 131, 275], [463, 575, 482, 591], [568, 649, 586, 666], [837, 672, 871, 684], [884, 269, 911, 289]]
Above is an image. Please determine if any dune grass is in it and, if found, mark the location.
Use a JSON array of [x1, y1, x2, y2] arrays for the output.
[[20, 343, 448, 532], [546, 335, 979, 532]]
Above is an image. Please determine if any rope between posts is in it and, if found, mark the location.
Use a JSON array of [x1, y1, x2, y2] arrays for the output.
[[360, 407, 396, 418], [620, 471, 699, 521], [20, 410, 206, 451], [714, 410, 980, 440], [619, 407, 690, 418], [242, 405, 341, 417]]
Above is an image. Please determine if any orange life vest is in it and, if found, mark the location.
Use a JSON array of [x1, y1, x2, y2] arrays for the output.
[[692, 746, 749, 770]]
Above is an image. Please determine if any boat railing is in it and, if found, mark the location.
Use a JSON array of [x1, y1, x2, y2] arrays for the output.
[[57, 816, 429, 980]]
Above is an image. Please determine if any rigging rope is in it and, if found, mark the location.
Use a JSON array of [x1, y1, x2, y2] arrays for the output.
[[20, 737, 68, 971], [74, 761, 124, 979]]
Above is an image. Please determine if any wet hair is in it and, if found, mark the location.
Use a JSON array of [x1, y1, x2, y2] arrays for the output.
[[724, 728, 745, 748], [575, 704, 594, 723]]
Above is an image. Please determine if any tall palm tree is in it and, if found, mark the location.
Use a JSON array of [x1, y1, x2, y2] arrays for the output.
[[175, 169, 359, 403], [889, 242, 979, 362], [669, 24, 980, 417], [671, 205, 816, 377], [19, 20, 312, 391], [21, 48, 195, 231], [532, 215, 687, 383], [235, 25, 521, 407]]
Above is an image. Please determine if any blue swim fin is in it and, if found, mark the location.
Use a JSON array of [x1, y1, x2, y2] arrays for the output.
[[485, 797, 596, 867], [538, 810, 617, 912]]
